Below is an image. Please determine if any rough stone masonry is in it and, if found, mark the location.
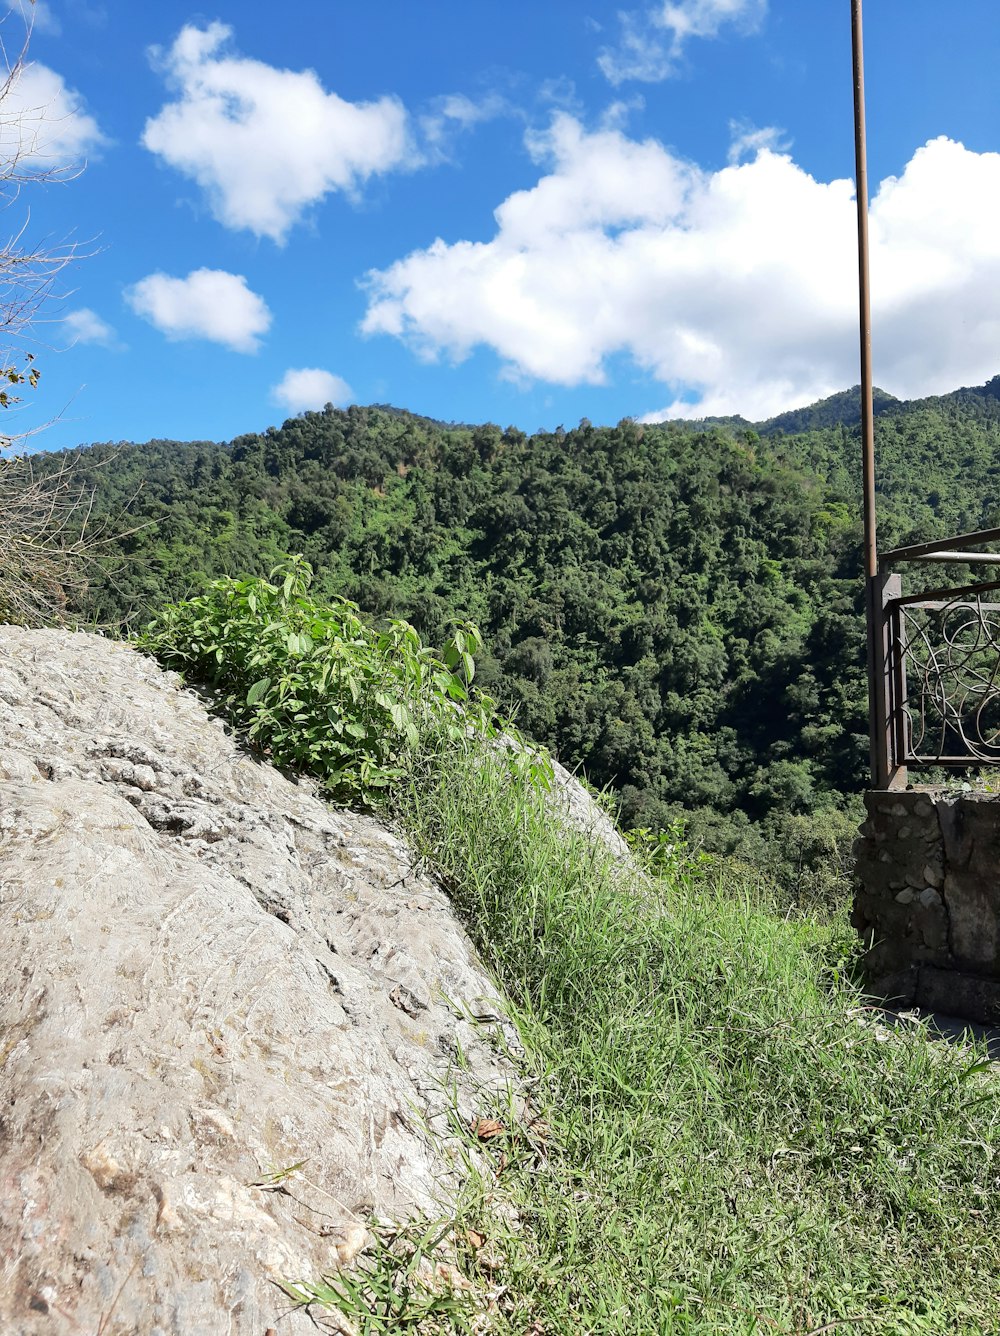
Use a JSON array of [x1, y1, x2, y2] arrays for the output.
[[854, 787, 1000, 1022]]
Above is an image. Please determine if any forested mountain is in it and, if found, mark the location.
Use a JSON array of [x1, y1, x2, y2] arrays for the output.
[[33, 374, 1000, 867], [758, 385, 901, 436]]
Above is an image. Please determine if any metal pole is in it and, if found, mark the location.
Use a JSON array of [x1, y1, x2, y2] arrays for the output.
[[851, 0, 892, 788]]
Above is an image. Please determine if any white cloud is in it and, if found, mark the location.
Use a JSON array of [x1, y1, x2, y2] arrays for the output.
[[271, 367, 353, 413], [142, 22, 414, 243], [62, 307, 115, 346], [362, 120, 1000, 421], [0, 61, 106, 168], [727, 120, 789, 165], [599, 0, 767, 84], [419, 93, 506, 162], [125, 268, 271, 353], [601, 97, 646, 132], [658, 0, 766, 43], [4, 0, 60, 34]]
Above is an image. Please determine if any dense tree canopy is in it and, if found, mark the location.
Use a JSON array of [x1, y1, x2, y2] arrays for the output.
[[34, 375, 1000, 865]]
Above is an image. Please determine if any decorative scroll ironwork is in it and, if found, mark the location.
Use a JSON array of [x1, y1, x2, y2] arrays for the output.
[[895, 593, 1000, 764]]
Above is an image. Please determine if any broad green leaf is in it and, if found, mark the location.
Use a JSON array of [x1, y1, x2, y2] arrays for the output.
[[246, 676, 271, 706], [389, 702, 410, 732]]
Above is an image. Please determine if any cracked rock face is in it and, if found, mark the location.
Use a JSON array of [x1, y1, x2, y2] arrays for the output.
[[0, 628, 516, 1335]]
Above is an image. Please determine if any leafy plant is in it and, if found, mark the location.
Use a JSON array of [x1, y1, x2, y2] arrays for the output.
[[623, 820, 711, 880], [137, 556, 546, 806]]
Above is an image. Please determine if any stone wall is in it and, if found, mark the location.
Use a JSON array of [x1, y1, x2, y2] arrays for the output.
[[853, 788, 1000, 1022]]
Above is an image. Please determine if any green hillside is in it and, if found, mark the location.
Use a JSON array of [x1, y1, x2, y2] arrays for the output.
[[36, 374, 1000, 879]]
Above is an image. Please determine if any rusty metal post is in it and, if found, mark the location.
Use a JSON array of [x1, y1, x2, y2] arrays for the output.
[[851, 0, 893, 787]]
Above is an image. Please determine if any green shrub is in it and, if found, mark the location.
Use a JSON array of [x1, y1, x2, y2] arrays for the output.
[[137, 556, 545, 806]]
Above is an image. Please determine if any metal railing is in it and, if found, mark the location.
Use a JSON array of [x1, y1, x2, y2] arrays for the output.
[[875, 528, 1000, 787]]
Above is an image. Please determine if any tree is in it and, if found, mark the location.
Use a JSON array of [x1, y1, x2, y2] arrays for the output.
[[0, 6, 105, 624]]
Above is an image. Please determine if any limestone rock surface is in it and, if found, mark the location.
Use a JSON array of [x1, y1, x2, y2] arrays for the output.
[[0, 628, 517, 1334]]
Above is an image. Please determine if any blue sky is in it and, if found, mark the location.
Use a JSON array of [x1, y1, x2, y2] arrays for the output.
[[6, 0, 1000, 451]]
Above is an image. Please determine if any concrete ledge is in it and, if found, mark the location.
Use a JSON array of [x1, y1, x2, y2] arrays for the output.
[[916, 965, 1000, 1025]]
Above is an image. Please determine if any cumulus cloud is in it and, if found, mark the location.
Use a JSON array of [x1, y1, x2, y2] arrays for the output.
[[125, 268, 271, 353], [362, 120, 1000, 421], [599, 0, 767, 84], [142, 22, 414, 243], [0, 61, 106, 168], [62, 307, 115, 346], [271, 367, 353, 413]]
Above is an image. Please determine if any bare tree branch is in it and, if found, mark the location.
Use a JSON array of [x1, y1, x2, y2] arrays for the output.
[[0, 8, 117, 624]]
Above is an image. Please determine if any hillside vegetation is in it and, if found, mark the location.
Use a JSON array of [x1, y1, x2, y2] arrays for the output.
[[36, 373, 1000, 881]]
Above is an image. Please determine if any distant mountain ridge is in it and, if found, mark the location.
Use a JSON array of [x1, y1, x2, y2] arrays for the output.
[[675, 372, 1000, 439], [755, 385, 901, 436]]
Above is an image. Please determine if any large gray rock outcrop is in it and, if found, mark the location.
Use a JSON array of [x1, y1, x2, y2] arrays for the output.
[[0, 629, 517, 1334]]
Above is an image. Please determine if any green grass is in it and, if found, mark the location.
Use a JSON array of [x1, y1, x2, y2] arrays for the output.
[[367, 734, 1000, 1336], [138, 581, 1000, 1333]]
